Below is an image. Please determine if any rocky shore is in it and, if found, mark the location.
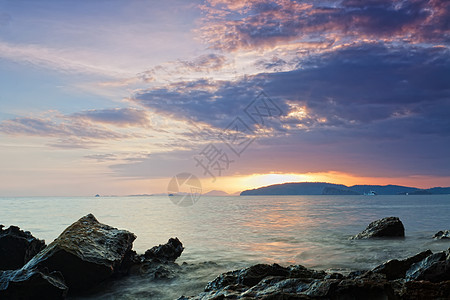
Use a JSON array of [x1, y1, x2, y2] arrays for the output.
[[0, 214, 449, 299]]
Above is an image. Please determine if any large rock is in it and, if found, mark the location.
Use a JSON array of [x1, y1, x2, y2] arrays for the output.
[[0, 225, 46, 270], [433, 230, 450, 239], [351, 216, 405, 239], [406, 248, 450, 282], [22, 214, 136, 293], [0, 268, 67, 299], [371, 250, 432, 280]]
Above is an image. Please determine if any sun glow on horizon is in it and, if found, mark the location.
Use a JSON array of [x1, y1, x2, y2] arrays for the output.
[[197, 171, 450, 195]]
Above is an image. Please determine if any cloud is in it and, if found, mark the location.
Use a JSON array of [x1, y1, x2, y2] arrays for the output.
[[73, 108, 151, 128], [198, 0, 450, 51], [133, 43, 450, 137], [178, 54, 228, 72], [0, 42, 130, 77], [0, 116, 129, 138], [132, 78, 268, 128], [255, 56, 287, 71], [0, 109, 147, 149]]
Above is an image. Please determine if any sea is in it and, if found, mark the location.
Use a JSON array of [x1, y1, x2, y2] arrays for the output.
[[1, 195, 449, 299]]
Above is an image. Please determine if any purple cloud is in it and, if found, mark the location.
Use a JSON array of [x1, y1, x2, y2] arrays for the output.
[[199, 0, 449, 51]]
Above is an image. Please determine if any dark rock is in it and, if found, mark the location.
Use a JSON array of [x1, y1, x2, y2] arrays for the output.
[[406, 248, 450, 282], [185, 249, 450, 300], [433, 230, 450, 239], [324, 272, 344, 279], [205, 264, 291, 291], [133, 237, 184, 280], [347, 270, 369, 278], [23, 213, 136, 293], [372, 250, 433, 280], [0, 268, 67, 299], [400, 280, 450, 299], [288, 265, 326, 280], [0, 225, 46, 270], [331, 275, 396, 300], [144, 237, 183, 262], [240, 277, 312, 298], [351, 216, 405, 239]]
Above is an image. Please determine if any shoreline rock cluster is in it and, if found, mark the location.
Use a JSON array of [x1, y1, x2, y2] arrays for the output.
[[0, 214, 183, 298], [0, 214, 449, 299], [180, 248, 450, 299]]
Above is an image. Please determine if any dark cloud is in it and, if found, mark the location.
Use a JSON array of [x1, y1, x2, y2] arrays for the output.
[[199, 0, 449, 51], [133, 78, 270, 128], [134, 44, 450, 135], [128, 43, 450, 178], [72, 108, 150, 127]]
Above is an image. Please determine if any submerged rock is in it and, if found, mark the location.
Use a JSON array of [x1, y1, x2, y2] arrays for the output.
[[351, 216, 405, 239], [433, 230, 450, 239], [0, 268, 67, 299], [0, 225, 46, 270]]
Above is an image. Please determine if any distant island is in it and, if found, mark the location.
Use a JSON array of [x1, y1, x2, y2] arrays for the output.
[[240, 182, 450, 196]]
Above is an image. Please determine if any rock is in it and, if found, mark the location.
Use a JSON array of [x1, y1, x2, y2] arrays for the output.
[[144, 237, 184, 262], [131, 237, 185, 280], [331, 275, 396, 300], [185, 249, 450, 300], [22, 213, 136, 293], [406, 248, 450, 282], [0, 268, 67, 299], [0, 225, 46, 270], [205, 264, 290, 292], [401, 280, 450, 299], [351, 216, 405, 239], [372, 250, 433, 280], [433, 230, 450, 239]]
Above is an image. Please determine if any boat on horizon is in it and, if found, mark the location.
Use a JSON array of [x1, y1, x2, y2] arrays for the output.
[[364, 191, 377, 196]]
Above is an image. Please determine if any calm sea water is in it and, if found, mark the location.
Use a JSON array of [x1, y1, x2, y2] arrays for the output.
[[1, 195, 449, 299]]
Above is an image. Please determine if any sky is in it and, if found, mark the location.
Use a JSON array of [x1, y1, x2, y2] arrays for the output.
[[0, 0, 449, 196]]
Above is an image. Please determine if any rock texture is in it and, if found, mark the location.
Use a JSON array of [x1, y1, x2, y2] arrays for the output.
[[433, 230, 450, 239], [0, 214, 136, 297], [351, 216, 405, 239], [371, 250, 432, 280], [25, 213, 136, 292], [136, 238, 184, 280], [0, 225, 46, 270], [0, 268, 67, 299], [182, 248, 450, 300], [144, 237, 184, 262], [406, 249, 450, 282]]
